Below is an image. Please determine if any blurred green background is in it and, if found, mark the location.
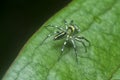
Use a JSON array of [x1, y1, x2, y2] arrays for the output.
[[0, 0, 71, 79]]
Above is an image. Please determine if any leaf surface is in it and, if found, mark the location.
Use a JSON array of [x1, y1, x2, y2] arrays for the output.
[[2, 0, 120, 80]]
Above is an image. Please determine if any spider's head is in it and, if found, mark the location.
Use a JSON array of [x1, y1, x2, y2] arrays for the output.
[[67, 24, 80, 36]]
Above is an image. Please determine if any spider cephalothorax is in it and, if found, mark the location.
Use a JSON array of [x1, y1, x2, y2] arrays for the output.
[[41, 20, 90, 62]]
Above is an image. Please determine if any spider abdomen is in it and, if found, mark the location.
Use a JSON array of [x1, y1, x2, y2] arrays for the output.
[[54, 31, 66, 40]]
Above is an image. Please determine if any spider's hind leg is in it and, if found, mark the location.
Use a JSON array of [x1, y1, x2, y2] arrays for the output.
[[45, 24, 64, 31], [40, 32, 57, 45]]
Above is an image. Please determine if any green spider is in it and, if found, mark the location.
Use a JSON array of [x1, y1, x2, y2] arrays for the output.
[[41, 20, 90, 62]]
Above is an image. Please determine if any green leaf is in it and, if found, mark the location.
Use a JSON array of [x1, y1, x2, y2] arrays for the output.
[[2, 0, 120, 80]]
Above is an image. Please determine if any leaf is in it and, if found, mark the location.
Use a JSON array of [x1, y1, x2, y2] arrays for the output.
[[2, 0, 120, 80]]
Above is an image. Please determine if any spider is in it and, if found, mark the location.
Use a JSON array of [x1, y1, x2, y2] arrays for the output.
[[41, 20, 90, 62]]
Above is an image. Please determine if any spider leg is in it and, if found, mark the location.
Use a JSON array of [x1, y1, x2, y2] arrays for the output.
[[70, 20, 74, 24], [58, 37, 68, 61], [76, 36, 90, 46], [64, 20, 67, 25], [75, 37, 87, 52], [71, 39, 78, 63], [74, 24, 80, 32], [40, 32, 57, 45], [46, 25, 64, 31], [63, 20, 69, 30], [61, 39, 68, 53]]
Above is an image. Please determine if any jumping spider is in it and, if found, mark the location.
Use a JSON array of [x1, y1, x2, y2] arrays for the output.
[[41, 20, 90, 62]]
